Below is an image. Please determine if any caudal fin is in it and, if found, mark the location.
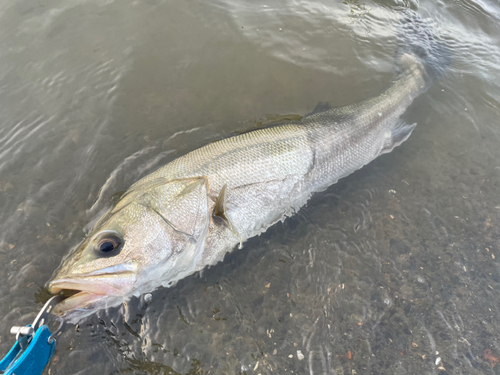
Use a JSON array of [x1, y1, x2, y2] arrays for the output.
[[396, 10, 451, 85]]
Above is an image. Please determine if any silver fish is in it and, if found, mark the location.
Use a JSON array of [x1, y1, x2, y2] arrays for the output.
[[48, 11, 448, 322]]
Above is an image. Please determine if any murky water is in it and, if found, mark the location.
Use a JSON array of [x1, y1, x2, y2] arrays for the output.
[[1, 0, 500, 374]]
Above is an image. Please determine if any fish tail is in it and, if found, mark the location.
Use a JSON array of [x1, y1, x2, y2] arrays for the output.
[[396, 10, 451, 86]]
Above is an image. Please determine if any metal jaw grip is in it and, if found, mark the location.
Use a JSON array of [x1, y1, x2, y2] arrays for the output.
[[0, 296, 66, 375]]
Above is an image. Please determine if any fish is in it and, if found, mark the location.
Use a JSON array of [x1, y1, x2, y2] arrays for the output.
[[47, 10, 449, 322]]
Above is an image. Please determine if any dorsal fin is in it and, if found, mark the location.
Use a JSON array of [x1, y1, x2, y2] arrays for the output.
[[305, 101, 333, 117]]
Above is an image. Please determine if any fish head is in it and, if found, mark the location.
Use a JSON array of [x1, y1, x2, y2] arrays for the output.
[[47, 177, 210, 321]]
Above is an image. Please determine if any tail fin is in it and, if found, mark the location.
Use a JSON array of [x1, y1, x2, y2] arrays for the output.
[[396, 10, 451, 85]]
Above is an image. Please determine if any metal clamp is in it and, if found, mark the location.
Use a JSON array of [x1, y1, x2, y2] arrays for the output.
[[31, 295, 65, 334], [0, 295, 66, 375]]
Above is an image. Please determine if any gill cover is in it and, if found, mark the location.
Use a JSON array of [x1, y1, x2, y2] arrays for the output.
[[47, 177, 211, 321], [123, 177, 209, 231]]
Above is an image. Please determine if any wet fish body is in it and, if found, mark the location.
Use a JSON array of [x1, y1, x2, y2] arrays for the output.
[[48, 11, 448, 322], [134, 59, 424, 266]]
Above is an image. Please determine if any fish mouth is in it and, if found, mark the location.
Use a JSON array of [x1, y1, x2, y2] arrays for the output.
[[47, 278, 123, 313], [48, 271, 136, 315], [47, 262, 138, 314]]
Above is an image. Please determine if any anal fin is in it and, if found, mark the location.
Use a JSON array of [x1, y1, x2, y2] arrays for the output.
[[214, 184, 242, 248], [381, 119, 416, 154]]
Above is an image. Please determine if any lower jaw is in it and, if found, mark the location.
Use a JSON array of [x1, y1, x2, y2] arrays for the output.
[[53, 291, 107, 314]]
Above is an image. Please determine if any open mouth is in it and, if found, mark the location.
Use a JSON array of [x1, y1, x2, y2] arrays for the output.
[[47, 262, 138, 314], [47, 278, 123, 313]]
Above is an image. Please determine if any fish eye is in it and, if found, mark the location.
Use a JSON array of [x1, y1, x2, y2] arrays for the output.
[[94, 232, 123, 255]]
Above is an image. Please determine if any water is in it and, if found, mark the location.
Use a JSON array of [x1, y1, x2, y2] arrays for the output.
[[0, 0, 499, 374]]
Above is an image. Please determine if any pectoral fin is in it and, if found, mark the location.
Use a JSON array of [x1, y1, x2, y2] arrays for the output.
[[214, 184, 229, 221], [381, 119, 416, 154], [214, 184, 242, 248]]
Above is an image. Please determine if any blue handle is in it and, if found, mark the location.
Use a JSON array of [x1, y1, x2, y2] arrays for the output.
[[0, 325, 56, 375]]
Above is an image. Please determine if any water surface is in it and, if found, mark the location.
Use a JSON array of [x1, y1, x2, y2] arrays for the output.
[[1, 0, 500, 374]]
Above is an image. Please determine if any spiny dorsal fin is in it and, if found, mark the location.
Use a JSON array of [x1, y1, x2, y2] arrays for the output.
[[214, 184, 242, 248], [305, 101, 333, 117]]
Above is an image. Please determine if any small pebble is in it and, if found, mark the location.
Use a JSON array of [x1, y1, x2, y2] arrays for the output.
[[297, 350, 304, 360]]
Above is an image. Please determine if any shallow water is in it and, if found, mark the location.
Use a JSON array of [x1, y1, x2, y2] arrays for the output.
[[1, 0, 500, 374]]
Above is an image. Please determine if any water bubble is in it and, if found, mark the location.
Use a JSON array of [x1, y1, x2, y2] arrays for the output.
[[417, 277, 424, 283], [384, 298, 390, 305], [144, 293, 152, 304]]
